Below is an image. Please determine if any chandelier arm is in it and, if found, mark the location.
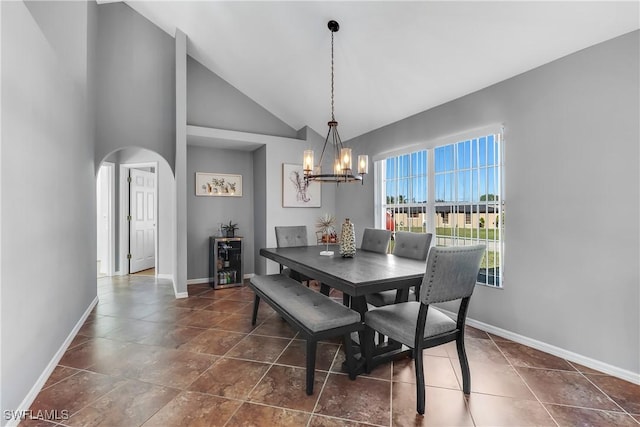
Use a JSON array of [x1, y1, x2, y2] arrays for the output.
[[333, 126, 345, 151], [332, 128, 340, 173], [316, 125, 333, 170]]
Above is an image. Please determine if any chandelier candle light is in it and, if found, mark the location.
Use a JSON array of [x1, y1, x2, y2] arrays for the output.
[[303, 20, 368, 185]]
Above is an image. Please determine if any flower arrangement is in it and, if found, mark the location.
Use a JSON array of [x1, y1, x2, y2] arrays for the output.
[[316, 213, 337, 255], [210, 178, 237, 194], [316, 213, 335, 235]]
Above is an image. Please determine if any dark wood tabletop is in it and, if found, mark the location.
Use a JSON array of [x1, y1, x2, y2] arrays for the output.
[[259, 246, 426, 298]]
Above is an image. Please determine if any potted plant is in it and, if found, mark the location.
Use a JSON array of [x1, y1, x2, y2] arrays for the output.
[[221, 221, 238, 238]]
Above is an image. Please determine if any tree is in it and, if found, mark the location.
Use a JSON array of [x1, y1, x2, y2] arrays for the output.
[[479, 217, 485, 228], [386, 196, 395, 204], [480, 194, 498, 201]]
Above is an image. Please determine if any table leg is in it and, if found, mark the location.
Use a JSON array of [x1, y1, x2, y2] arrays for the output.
[[319, 283, 331, 296], [339, 296, 369, 374], [341, 294, 412, 375]]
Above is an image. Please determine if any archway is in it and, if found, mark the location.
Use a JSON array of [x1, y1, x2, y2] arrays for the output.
[[97, 147, 177, 295]]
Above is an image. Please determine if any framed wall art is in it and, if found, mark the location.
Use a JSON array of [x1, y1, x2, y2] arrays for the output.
[[195, 172, 242, 197], [282, 163, 321, 207]]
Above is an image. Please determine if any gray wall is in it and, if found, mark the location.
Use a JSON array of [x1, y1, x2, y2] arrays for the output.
[[1, 0, 97, 418], [175, 30, 188, 296], [94, 1, 175, 171], [341, 31, 640, 375], [187, 146, 254, 279], [260, 126, 334, 275], [187, 56, 297, 138], [186, 56, 329, 278], [253, 146, 268, 274]]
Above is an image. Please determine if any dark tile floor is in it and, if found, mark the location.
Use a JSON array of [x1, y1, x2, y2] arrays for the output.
[[21, 275, 640, 426]]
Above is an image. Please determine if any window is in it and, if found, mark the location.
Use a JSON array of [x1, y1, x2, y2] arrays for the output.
[[376, 127, 504, 287], [434, 133, 504, 286], [380, 151, 428, 243]]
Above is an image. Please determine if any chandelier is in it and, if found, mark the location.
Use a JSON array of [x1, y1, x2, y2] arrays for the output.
[[303, 20, 368, 185]]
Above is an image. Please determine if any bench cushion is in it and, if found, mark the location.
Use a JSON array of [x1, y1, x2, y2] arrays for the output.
[[250, 274, 361, 333]]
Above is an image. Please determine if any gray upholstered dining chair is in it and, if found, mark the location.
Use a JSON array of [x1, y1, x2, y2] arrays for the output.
[[366, 232, 432, 307], [275, 226, 312, 285], [360, 228, 392, 254], [363, 245, 485, 415]]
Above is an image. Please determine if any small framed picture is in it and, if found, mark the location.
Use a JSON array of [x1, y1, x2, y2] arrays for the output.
[[282, 163, 321, 207], [196, 172, 242, 197]]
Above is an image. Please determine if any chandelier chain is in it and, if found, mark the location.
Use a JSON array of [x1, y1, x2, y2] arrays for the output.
[[331, 30, 335, 121]]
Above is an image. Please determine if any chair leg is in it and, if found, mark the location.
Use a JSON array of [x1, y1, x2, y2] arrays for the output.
[[320, 283, 331, 296], [251, 294, 260, 326], [306, 340, 317, 395], [376, 332, 387, 346], [343, 333, 357, 380], [456, 336, 471, 394], [342, 293, 350, 307], [415, 347, 425, 415]]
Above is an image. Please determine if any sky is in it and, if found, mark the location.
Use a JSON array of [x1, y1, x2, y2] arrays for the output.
[[385, 134, 501, 205]]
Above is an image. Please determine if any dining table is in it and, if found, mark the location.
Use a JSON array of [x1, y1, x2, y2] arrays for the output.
[[259, 245, 428, 373]]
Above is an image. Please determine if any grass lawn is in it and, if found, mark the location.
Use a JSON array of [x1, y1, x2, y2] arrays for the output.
[[436, 227, 500, 240], [394, 226, 500, 239], [389, 229, 500, 268]]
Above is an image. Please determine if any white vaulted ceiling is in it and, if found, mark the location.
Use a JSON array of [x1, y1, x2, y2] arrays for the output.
[[125, 1, 639, 140]]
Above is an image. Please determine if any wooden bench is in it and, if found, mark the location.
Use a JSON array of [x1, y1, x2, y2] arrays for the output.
[[249, 274, 363, 395]]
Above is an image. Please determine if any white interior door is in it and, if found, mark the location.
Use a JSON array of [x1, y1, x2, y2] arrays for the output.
[[129, 168, 156, 273]]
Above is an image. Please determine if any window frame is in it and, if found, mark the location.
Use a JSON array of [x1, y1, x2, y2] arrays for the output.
[[374, 125, 505, 288]]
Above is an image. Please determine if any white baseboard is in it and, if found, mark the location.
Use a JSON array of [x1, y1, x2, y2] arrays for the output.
[[158, 275, 186, 299], [439, 309, 640, 385], [7, 297, 99, 427]]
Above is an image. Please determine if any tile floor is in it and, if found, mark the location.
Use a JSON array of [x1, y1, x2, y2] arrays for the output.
[[21, 275, 640, 426]]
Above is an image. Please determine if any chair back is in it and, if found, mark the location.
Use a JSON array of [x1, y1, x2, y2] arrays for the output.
[[392, 232, 432, 260], [275, 226, 308, 248], [418, 245, 485, 304], [360, 228, 392, 254]]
